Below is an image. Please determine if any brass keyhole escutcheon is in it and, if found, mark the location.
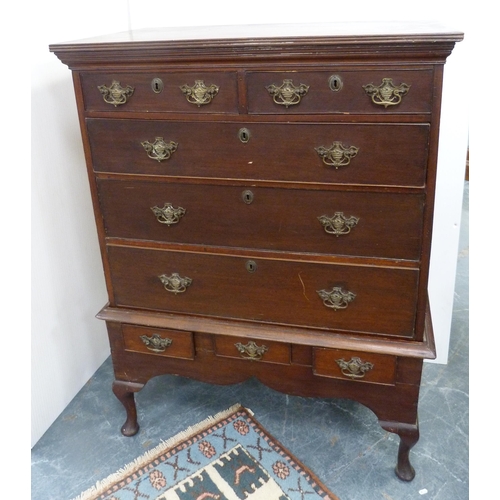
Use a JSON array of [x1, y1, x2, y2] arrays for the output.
[[328, 75, 343, 92], [246, 260, 257, 273], [238, 128, 251, 143], [151, 78, 164, 93], [242, 190, 254, 204]]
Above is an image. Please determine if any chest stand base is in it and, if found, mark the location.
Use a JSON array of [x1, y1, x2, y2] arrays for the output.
[[111, 377, 421, 482]]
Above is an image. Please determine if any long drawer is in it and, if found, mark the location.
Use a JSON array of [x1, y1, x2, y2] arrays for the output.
[[107, 245, 419, 338], [87, 119, 430, 187], [98, 179, 424, 261]]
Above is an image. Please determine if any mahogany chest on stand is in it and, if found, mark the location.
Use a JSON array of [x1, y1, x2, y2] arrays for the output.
[[50, 23, 462, 480]]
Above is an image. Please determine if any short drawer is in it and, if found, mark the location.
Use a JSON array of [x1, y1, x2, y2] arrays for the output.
[[122, 324, 194, 359], [87, 119, 430, 187], [80, 71, 239, 113], [214, 335, 290, 365], [98, 179, 425, 261], [107, 246, 419, 338], [313, 347, 397, 385], [246, 69, 434, 114]]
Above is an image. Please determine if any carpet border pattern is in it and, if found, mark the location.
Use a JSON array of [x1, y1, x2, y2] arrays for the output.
[[73, 403, 338, 500]]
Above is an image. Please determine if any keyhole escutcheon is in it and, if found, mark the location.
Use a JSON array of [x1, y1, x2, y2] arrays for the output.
[[242, 190, 254, 204], [238, 128, 251, 143], [246, 260, 257, 273], [151, 78, 164, 93], [328, 75, 343, 92]]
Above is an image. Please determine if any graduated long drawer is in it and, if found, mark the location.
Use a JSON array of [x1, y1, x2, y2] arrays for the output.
[[98, 179, 424, 261], [87, 119, 430, 187], [106, 245, 419, 338]]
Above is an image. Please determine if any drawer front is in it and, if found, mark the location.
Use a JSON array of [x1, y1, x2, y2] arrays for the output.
[[247, 69, 434, 114], [313, 347, 397, 385], [122, 324, 194, 359], [107, 246, 419, 337], [98, 179, 425, 261], [88, 119, 429, 187], [80, 71, 239, 113], [214, 335, 290, 365]]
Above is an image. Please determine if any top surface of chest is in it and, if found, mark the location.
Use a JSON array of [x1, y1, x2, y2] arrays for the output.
[[50, 22, 463, 69]]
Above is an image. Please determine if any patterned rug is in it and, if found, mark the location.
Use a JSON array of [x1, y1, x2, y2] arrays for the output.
[[74, 404, 339, 500]]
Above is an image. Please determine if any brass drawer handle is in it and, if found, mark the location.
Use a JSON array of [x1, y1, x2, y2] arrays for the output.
[[140, 333, 173, 353], [317, 286, 356, 310], [335, 357, 374, 379], [363, 78, 410, 108], [318, 212, 359, 236], [158, 273, 192, 294], [151, 203, 186, 226], [98, 80, 134, 107], [266, 79, 309, 108], [141, 137, 178, 162], [235, 341, 268, 361], [315, 141, 359, 169], [180, 80, 219, 106]]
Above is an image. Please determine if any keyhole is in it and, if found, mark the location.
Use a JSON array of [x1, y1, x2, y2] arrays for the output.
[[238, 128, 251, 143], [328, 75, 343, 92], [151, 78, 164, 94], [242, 190, 254, 204], [246, 260, 257, 273]]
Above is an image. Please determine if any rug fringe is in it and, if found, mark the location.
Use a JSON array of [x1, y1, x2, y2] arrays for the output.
[[72, 403, 246, 500]]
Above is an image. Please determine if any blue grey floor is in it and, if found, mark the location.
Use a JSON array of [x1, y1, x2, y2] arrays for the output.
[[31, 183, 469, 500]]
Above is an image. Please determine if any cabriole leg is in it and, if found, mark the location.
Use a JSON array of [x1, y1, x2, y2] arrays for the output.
[[379, 420, 419, 481], [112, 380, 144, 437]]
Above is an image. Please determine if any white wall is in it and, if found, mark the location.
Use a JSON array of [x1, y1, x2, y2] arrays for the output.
[[31, 3, 131, 448], [31, 0, 469, 447]]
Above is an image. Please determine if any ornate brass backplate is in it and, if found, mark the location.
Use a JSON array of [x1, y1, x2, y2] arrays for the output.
[[335, 357, 374, 379], [158, 273, 192, 294], [317, 286, 356, 310], [234, 341, 269, 361], [363, 78, 410, 108], [266, 79, 309, 108], [98, 80, 134, 107], [139, 333, 173, 353], [151, 203, 186, 226], [318, 212, 359, 236], [315, 141, 359, 169], [141, 137, 178, 162], [180, 80, 219, 106]]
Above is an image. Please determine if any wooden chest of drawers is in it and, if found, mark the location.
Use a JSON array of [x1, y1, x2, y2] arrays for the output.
[[50, 23, 462, 481]]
